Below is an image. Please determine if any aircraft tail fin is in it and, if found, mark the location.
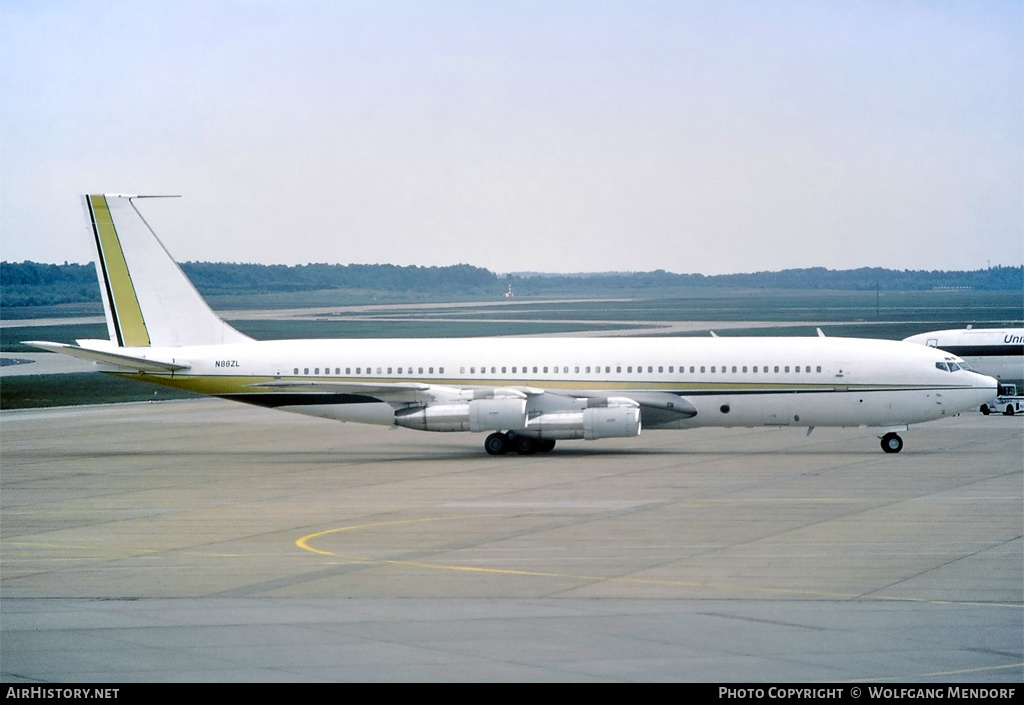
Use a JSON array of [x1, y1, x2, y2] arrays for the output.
[[84, 194, 252, 348]]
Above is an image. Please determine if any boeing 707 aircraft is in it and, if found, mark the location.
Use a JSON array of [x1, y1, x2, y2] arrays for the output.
[[26, 195, 998, 455]]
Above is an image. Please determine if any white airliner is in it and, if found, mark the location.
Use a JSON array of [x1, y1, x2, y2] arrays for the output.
[[26, 195, 998, 455], [903, 327, 1024, 382]]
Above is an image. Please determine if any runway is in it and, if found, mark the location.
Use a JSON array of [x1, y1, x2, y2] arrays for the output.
[[1, 398, 1021, 682]]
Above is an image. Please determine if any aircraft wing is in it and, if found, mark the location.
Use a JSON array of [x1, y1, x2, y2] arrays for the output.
[[249, 381, 550, 407], [544, 388, 698, 417], [251, 381, 698, 419], [22, 341, 191, 373], [249, 379, 433, 398]]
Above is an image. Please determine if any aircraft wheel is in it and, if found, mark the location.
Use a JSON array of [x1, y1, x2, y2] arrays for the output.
[[980, 405, 991, 415], [880, 432, 903, 454], [538, 439, 556, 452], [1005, 405, 1015, 416], [484, 432, 510, 456], [515, 436, 538, 455]]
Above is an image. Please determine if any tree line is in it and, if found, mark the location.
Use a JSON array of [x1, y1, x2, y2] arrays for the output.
[[1, 260, 1021, 308]]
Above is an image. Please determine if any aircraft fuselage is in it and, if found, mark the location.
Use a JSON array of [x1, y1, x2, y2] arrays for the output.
[[104, 334, 997, 432]]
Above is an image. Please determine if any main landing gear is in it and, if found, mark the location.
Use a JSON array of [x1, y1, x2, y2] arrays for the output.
[[880, 432, 904, 454], [484, 432, 556, 456]]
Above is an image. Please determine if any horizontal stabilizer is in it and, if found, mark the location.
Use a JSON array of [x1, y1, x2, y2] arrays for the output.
[[22, 341, 190, 373]]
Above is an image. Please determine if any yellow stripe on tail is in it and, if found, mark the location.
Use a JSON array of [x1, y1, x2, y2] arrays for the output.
[[88, 194, 151, 347]]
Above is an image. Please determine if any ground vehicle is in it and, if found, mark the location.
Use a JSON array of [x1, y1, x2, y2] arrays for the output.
[[981, 384, 1022, 416]]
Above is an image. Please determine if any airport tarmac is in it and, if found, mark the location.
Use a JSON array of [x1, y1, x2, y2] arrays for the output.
[[1, 399, 1021, 682]]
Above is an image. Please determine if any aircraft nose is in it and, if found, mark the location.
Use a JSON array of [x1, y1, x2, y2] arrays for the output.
[[974, 373, 998, 399]]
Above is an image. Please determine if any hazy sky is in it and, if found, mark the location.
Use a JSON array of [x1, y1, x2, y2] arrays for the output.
[[2, 1, 1021, 275]]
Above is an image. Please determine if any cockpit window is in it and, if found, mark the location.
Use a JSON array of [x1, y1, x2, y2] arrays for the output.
[[936, 359, 970, 372]]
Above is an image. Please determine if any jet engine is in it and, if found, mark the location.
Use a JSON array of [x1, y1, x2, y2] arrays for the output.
[[394, 397, 528, 432], [521, 405, 641, 440]]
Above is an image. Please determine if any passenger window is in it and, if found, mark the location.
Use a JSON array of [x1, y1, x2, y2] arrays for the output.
[[774, 366, 780, 373]]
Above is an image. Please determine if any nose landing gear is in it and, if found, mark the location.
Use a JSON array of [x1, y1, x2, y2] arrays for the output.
[[880, 432, 904, 454]]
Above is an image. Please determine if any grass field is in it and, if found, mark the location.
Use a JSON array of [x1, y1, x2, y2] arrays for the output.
[[1, 374, 200, 409]]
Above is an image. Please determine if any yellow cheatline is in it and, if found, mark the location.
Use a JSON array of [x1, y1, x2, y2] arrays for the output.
[[90, 195, 150, 347], [107, 371, 920, 398]]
